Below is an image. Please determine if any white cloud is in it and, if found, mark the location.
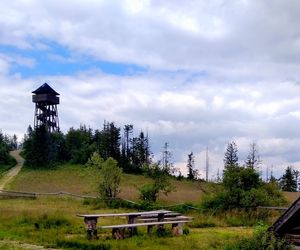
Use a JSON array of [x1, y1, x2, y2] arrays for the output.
[[0, 0, 299, 77], [1, 1, 300, 179]]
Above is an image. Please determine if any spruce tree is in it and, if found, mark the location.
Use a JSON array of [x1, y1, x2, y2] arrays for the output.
[[23, 125, 57, 168], [96, 121, 121, 162], [280, 166, 297, 192], [224, 141, 239, 170], [0, 130, 15, 166], [187, 152, 198, 180], [245, 142, 261, 169]]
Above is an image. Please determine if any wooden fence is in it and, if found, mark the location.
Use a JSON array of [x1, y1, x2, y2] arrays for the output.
[[1, 190, 285, 211], [0, 189, 97, 199]]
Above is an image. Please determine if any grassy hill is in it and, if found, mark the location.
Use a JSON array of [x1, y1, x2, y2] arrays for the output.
[[8, 163, 298, 205], [1, 163, 292, 249], [0, 164, 256, 250], [7, 164, 217, 205]]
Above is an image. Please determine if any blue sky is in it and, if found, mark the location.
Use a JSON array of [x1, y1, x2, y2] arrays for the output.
[[1, 0, 300, 179], [0, 42, 146, 77]]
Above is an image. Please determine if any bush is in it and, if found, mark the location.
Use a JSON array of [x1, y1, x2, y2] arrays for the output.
[[200, 192, 229, 212], [139, 184, 159, 202], [200, 183, 286, 212], [209, 154, 287, 213], [138, 200, 159, 211], [99, 157, 122, 199], [139, 173, 172, 203]]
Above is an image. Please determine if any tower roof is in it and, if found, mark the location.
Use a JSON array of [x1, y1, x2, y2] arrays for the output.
[[32, 83, 60, 95]]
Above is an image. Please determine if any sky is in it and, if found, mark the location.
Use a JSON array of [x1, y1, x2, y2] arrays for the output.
[[1, 0, 300, 179]]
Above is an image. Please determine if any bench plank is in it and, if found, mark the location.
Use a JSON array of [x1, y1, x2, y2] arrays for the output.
[[140, 212, 181, 218], [99, 220, 189, 229], [138, 216, 193, 222], [77, 209, 172, 218]]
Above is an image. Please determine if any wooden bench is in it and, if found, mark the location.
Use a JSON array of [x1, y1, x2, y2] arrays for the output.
[[77, 210, 176, 239], [99, 220, 189, 239]]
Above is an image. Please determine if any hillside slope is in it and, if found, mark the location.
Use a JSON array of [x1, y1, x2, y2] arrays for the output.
[[8, 164, 213, 204]]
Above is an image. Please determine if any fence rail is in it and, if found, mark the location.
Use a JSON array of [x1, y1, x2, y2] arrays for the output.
[[0, 189, 202, 210], [0, 189, 97, 199], [2, 190, 283, 212]]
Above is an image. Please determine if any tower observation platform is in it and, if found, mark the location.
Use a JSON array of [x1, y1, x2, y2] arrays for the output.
[[32, 83, 60, 132]]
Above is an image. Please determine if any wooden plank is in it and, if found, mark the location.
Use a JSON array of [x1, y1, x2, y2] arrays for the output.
[[99, 220, 189, 229], [164, 216, 193, 221], [77, 209, 172, 218], [257, 206, 288, 211], [138, 216, 193, 222], [140, 212, 181, 218]]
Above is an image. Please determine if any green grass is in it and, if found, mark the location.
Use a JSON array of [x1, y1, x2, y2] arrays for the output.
[[8, 164, 211, 204], [0, 196, 253, 250], [2, 162, 283, 249]]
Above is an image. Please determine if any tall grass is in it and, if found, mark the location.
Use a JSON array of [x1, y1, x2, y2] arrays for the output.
[[0, 196, 253, 249], [224, 224, 292, 250]]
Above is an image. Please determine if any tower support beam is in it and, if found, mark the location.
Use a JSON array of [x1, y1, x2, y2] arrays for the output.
[[32, 83, 60, 133]]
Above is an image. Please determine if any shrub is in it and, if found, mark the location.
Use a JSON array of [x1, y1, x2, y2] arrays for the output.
[[138, 200, 159, 211], [200, 184, 286, 212], [139, 184, 159, 202], [99, 157, 122, 199], [85, 152, 104, 169], [139, 173, 172, 203]]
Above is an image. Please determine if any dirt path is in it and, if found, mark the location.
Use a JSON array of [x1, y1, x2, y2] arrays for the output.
[[0, 150, 24, 190]]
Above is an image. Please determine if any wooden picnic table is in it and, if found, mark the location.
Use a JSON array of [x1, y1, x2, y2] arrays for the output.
[[77, 209, 178, 239]]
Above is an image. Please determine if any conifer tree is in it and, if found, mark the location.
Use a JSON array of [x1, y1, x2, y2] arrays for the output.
[[161, 142, 175, 175], [0, 130, 15, 166], [187, 152, 198, 180], [245, 142, 261, 169], [224, 141, 239, 171], [280, 166, 297, 192]]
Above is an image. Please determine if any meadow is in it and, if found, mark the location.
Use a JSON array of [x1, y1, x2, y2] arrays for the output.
[[8, 164, 214, 204], [0, 196, 254, 250], [0, 163, 291, 249]]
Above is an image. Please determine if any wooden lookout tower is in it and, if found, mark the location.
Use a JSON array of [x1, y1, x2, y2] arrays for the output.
[[32, 83, 60, 132]]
